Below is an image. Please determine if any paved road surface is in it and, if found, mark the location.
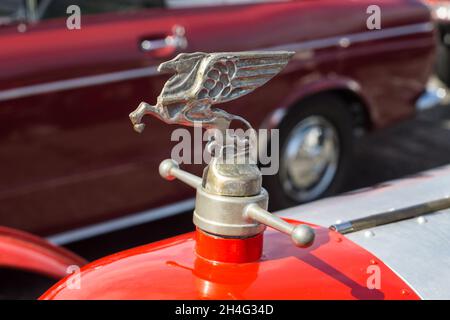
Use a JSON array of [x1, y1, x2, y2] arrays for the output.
[[345, 106, 450, 191]]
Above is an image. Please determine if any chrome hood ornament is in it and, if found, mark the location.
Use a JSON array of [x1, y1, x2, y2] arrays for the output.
[[129, 51, 293, 133], [129, 51, 315, 253]]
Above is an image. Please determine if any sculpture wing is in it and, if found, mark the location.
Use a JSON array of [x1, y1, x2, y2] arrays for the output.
[[157, 52, 208, 105], [195, 51, 294, 104]]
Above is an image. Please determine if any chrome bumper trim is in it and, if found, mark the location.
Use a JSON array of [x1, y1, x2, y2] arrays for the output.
[[415, 80, 448, 112], [46, 198, 195, 245]]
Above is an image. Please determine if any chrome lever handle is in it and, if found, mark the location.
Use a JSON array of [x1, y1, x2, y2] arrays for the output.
[[244, 204, 315, 248], [158, 159, 315, 248], [141, 25, 188, 53], [159, 159, 202, 189]]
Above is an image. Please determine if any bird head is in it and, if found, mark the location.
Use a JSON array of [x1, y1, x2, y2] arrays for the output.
[[157, 52, 207, 73]]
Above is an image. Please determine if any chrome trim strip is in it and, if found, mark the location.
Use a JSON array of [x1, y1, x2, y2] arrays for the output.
[[0, 66, 159, 102], [330, 197, 450, 234], [166, 0, 287, 9], [269, 22, 434, 52], [330, 221, 353, 233], [46, 197, 195, 245], [0, 23, 433, 102]]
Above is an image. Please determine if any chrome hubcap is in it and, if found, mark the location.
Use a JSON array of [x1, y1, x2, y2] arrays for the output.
[[280, 116, 339, 202]]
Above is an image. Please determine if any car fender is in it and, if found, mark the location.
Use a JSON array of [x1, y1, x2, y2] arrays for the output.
[[260, 76, 374, 130], [0, 226, 87, 279]]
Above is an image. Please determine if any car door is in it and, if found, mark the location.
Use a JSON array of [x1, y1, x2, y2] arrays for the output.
[[0, 0, 197, 236]]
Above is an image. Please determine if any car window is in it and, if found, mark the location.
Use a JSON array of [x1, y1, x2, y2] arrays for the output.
[[37, 0, 165, 20], [0, 0, 26, 25]]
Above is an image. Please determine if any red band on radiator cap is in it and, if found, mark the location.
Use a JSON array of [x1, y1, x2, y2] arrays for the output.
[[195, 228, 263, 263]]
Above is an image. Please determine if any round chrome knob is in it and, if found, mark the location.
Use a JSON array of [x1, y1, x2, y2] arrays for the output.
[[244, 203, 315, 248], [159, 159, 179, 181], [291, 224, 315, 248]]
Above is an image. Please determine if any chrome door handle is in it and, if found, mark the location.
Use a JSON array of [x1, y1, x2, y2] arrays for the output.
[[140, 25, 188, 53]]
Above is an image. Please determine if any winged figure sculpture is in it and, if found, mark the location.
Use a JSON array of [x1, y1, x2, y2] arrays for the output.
[[129, 51, 294, 133]]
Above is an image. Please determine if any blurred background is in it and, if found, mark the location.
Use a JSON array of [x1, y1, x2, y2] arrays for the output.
[[1, 0, 450, 298]]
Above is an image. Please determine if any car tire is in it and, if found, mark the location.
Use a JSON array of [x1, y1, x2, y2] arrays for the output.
[[264, 94, 354, 210]]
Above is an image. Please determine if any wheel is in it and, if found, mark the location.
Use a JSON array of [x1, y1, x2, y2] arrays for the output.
[[264, 94, 354, 210], [436, 39, 450, 88]]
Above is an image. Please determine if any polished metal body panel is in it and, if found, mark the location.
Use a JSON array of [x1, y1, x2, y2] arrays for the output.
[[347, 209, 450, 299], [279, 165, 450, 299]]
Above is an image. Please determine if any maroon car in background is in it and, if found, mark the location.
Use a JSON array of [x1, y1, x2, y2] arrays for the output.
[[0, 0, 435, 244], [426, 0, 450, 86]]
